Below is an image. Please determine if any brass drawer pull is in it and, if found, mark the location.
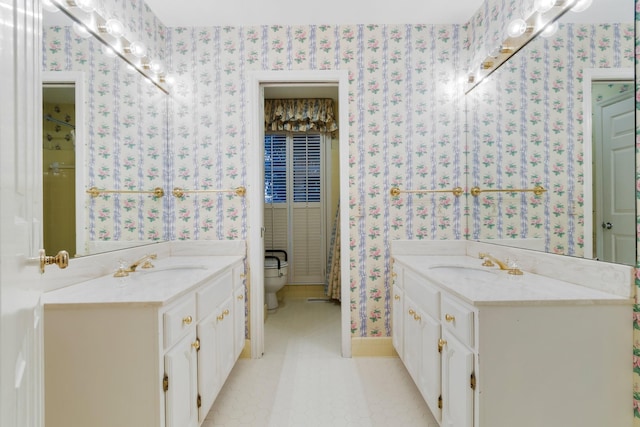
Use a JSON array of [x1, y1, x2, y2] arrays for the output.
[[183, 315, 193, 325], [394, 294, 400, 300], [223, 309, 230, 316], [445, 314, 455, 323], [414, 314, 421, 321], [408, 309, 415, 316]]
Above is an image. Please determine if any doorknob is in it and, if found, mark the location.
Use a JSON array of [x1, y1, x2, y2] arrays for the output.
[[39, 249, 69, 273], [602, 222, 613, 230]]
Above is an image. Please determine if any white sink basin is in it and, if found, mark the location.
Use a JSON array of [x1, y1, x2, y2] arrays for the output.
[[130, 265, 210, 280], [428, 265, 497, 281]]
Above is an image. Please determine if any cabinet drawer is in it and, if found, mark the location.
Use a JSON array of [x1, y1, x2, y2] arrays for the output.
[[164, 295, 196, 349], [197, 271, 232, 320], [405, 270, 440, 319], [441, 296, 474, 348]]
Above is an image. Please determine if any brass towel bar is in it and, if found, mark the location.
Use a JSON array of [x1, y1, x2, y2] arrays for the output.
[[390, 187, 464, 197], [86, 186, 165, 198], [470, 185, 546, 197], [172, 186, 246, 198]]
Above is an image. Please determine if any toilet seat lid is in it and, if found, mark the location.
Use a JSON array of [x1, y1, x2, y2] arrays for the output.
[[265, 258, 288, 269]]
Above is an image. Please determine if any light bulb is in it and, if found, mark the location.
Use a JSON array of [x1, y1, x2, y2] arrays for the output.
[[149, 59, 164, 74], [127, 41, 147, 58], [540, 20, 559, 38], [571, 0, 592, 12], [507, 18, 528, 38], [104, 18, 125, 38], [534, 0, 556, 13]]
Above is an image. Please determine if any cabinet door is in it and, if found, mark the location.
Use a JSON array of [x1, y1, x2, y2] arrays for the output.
[[418, 312, 441, 421], [403, 295, 421, 381], [392, 284, 404, 359], [218, 297, 235, 380], [165, 329, 199, 427], [197, 313, 222, 421], [234, 287, 246, 360], [440, 331, 474, 427]]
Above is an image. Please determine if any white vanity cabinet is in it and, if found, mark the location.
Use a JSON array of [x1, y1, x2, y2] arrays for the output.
[[43, 257, 245, 427], [392, 257, 633, 427]]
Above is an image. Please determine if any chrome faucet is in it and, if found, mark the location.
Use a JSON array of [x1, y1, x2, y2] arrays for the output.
[[479, 252, 523, 275], [113, 253, 157, 277]]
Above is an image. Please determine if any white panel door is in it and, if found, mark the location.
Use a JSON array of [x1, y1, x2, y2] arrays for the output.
[[441, 331, 474, 427], [392, 284, 404, 359], [165, 330, 198, 427], [596, 94, 635, 265], [418, 312, 441, 421], [197, 314, 221, 420], [1, 1, 45, 426]]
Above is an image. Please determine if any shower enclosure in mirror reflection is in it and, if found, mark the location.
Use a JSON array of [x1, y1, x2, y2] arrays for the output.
[[42, 8, 169, 256], [465, 0, 635, 265]]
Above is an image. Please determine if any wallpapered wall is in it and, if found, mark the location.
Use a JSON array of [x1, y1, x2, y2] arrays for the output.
[[467, 23, 634, 255], [166, 24, 465, 336]]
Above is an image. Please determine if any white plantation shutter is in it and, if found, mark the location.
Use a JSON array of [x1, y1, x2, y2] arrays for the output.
[[291, 134, 323, 283], [264, 132, 326, 284]]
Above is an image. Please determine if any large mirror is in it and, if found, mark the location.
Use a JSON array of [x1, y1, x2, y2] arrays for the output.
[[42, 7, 169, 257], [466, 0, 635, 265]]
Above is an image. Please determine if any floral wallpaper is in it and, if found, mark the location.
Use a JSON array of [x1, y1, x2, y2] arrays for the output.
[[467, 22, 634, 255], [166, 24, 466, 337]]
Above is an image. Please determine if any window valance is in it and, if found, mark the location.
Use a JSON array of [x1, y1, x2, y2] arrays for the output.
[[264, 98, 338, 132]]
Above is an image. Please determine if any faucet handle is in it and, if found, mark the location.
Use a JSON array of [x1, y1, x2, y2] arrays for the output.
[[479, 253, 495, 267], [114, 260, 129, 277]]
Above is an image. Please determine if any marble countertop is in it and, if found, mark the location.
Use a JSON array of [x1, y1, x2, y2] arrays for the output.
[[42, 255, 243, 308], [394, 255, 632, 306]]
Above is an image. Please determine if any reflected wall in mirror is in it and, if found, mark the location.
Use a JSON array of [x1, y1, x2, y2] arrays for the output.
[[465, 0, 634, 265], [43, 8, 169, 256]]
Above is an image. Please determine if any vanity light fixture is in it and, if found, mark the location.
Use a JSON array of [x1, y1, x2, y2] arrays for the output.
[[49, 0, 172, 94], [148, 59, 165, 75], [126, 40, 147, 58], [534, 0, 557, 13], [466, 0, 572, 93], [101, 18, 125, 38], [540, 20, 559, 37], [506, 18, 533, 38]]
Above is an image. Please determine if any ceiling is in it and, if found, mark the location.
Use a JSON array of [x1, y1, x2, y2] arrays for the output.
[[144, 0, 486, 26], [144, 0, 627, 28]]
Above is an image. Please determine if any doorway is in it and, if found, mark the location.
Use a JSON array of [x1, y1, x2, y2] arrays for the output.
[[247, 70, 350, 358], [42, 71, 86, 258], [582, 68, 634, 265]]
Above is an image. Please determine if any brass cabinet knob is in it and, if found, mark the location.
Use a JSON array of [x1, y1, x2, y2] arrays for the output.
[[438, 338, 448, 352], [183, 315, 193, 325], [445, 314, 455, 323], [408, 309, 415, 316], [192, 339, 200, 350], [394, 294, 400, 300], [217, 314, 224, 321], [237, 294, 244, 300], [223, 309, 230, 316], [414, 314, 421, 321]]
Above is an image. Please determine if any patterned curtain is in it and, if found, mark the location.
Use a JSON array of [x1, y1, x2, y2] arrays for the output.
[[264, 99, 338, 132], [325, 204, 341, 301]]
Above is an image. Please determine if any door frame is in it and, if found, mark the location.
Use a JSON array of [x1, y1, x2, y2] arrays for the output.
[[42, 71, 86, 256], [247, 70, 350, 358], [581, 67, 633, 260]]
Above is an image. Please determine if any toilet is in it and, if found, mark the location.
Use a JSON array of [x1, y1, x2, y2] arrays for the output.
[[264, 251, 288, 310]]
